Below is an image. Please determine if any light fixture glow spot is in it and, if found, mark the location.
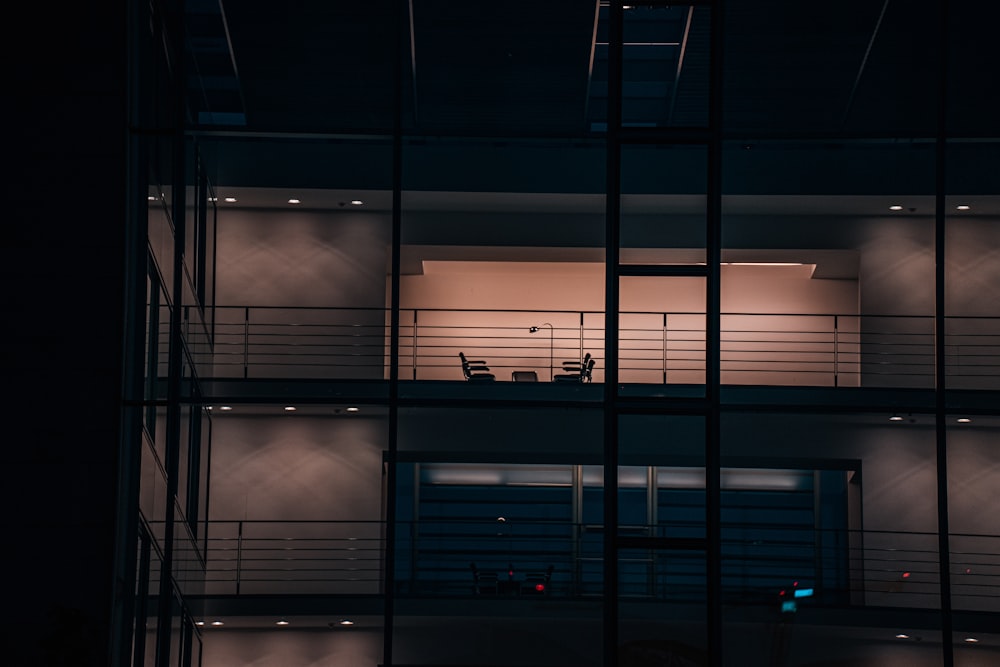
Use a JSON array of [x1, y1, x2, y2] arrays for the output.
[[208, 196, 218, 202], [220, 406, 233, 411], [350, 200, 364, 206], [195, 621, 205, 626], [889, 205, 904, 211], [964, 637, 979, 643], [895, 634, 910, 639], [889, 414, 903, 421], [339, 619, 354, 626], [284, 406, 297, 412], [288, 199, 301, 204], [148, 195, 157, 201], [224, 197, 237, 203], [956, 205, 971, 210], [957, 417, 972, 423], [210, 621, 224, 626], [902, 572, 911, 579], [276, 619, 290, 626], [346, 406, 360, 413]]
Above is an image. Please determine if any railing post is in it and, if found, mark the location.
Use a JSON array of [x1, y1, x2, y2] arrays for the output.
[[833, 314, 839, 388], [579, 312, 584, 363], [412, 309, 418, 380], [662, 312, 668, 385], [235, 520, 243, 595], [243, 307, 250, 379]]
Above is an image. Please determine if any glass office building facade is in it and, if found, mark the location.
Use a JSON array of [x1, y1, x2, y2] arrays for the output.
[[20, 1, 996, 666]]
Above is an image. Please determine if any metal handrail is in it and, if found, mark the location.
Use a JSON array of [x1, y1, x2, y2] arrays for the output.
[[174, 306, 1000, 388], [186, 520, 1000, 610]]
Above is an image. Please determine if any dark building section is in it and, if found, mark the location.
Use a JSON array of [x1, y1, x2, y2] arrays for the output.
[[9, 2, 1000, 667]]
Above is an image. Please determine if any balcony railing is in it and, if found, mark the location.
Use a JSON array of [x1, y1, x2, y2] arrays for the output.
[[182, 307, 1000, 389], [189, 520, 1000, 612]]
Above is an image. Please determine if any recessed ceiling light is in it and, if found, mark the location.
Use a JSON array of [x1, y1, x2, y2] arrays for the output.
[[284, 406, 297, 412], [350, 200, 364, 206], [276, 619, 290, 626], [224, 197, 237, 203], [195, 621, 205, 626], [956, 205, 971, 210], [208, 196, 218, 202], [220, 406, 233, 411], [210, 620, 224, 627], [288, 199, 301, 204], [957, 417, 972, 423], [889, 414, 903, 421], [889, 205, 903, 211], [147, 195, 157, 201], [338, 619, 354, 626], [346, 406, 360, 413], [895, 633, 909, 639], [964, 637, 978, 643]]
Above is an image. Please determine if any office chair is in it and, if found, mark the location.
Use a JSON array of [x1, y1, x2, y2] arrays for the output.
[[553, 354, 593, 383], [459, 352, 496, 381]]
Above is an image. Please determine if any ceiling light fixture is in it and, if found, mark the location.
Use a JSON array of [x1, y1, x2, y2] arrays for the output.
[[284, 406, 297, 412], [895, 634, 909, 639], [889, 414, 903, 421], [224, 197, 237, 203], [220, 406, 233, 411], [210, 620, 224, 627], [338, 619, 354, 626], [147, 195, 157, 201], [957, 417, 972, 423], [276, 619, 290, 626], [889, 205, 903, 211], [964, 637, 978, 643], [346, 406, 360, 413], [288, 199, 301, 204], [195, 621, 205, 626], [350, 200, 364, 206], [956, 205, 971, 210]]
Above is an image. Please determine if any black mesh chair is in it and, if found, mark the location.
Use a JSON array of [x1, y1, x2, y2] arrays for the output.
[[459, 352, 496, 381]]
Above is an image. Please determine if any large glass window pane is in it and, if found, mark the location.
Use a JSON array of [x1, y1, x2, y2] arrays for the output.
[[621, 145, 707, 266], [945, 144, 1000, 390], [399, 136, 605, 390], [204, 404, 389, 596], [395, 406, 602, 667], [723, 0, 938, 136], [619, 415, 708, 664], [723, 140, 936, 389], [722, 411, 942, 666], [619, 276, 706, 392], [199, 137, 393, 381]]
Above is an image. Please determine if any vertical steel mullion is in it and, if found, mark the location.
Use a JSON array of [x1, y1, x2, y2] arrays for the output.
[[384, 1, 406, 664], [604, 4, 623, 667], [155, 1, 189, 665], [706, 2, 725, 666], [934, 0, 953, 663]]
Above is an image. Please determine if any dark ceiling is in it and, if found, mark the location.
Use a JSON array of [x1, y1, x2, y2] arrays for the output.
[[183, 1, 999, 198], [185, 0, 998, 138]]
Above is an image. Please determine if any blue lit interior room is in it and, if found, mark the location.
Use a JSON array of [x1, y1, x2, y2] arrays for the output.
[[9, 1, 1000, 667]]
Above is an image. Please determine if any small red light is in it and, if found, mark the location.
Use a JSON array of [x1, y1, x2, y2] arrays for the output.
[[508, 570, 514, 577], [535, 584, 545, 592], [779, 590, 786, 596], [966, 568, 972, 574], [902, 572, 911, 579], [793, 581, 798, 587]]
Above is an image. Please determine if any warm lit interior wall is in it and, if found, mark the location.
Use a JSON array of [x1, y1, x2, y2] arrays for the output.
[[399, 261, 858, 383], [210, 414, 386, 521], [202, 628, 382, 667], [215, 208, 391, 308]]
